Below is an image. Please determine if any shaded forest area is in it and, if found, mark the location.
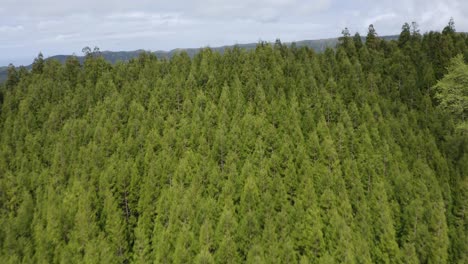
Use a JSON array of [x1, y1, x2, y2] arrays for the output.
[[0, 21, 467, 263]]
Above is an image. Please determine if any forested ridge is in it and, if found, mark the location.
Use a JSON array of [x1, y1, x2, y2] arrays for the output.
[[0, 36, 364, 84], [0, 21, 467, 263]]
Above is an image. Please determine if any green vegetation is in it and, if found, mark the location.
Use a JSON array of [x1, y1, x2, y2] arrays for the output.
[[0, 36, 398, 84], [0, 21, 467, 263], [433, 54, 468, 133]]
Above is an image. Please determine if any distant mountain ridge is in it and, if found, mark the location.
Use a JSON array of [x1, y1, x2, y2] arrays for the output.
[[0, 35, 399, 83]]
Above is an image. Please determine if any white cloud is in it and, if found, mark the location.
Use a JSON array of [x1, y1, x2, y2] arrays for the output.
[[0, 25, 24, 33], [0, 0, 467, 66], [364, 13, 397, 27], [37, 19, 62, 30], [354, 0, 468, 34], [54, 33, 81, 41], [107, 12, 149, 20]]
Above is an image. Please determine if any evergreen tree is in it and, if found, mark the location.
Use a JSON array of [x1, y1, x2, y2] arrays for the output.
[[366, 24, 379, 49], [32, 52, 45, 74], [399, 23, 411, 47]]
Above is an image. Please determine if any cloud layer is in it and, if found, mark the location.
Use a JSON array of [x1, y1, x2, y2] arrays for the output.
[[0, 0, 466, 65]]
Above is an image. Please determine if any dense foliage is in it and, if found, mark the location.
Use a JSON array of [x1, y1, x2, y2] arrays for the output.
[[0, 22, 467, 263], [433, 54, 468, 133]]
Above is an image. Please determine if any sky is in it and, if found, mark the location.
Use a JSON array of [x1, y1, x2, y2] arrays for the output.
[[1, 0, 467, 66]]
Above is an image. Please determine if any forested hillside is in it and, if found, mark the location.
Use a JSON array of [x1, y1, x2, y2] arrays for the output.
[[0, 22, 467, 264], [0, 36, 361, 84]]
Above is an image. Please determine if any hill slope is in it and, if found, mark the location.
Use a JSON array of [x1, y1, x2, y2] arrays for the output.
[[0, 31, 466, 263]]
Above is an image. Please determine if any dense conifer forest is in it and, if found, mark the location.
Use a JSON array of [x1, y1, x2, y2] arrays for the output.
[[0, 21, 467, 263]]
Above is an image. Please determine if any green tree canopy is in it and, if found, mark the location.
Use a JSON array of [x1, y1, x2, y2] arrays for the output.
[[433, 54, 468, 132]]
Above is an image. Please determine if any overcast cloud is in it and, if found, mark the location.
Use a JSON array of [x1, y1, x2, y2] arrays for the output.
[[1, 0, 467, 65]]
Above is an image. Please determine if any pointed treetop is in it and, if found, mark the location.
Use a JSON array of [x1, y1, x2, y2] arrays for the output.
[[443, 18, 456, 35]]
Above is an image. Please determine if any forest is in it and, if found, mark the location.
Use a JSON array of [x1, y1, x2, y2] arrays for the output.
[[0, 21, 467, 263]]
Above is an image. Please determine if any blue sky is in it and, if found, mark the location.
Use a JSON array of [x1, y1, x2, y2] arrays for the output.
[[1, 0, 467, 66]]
